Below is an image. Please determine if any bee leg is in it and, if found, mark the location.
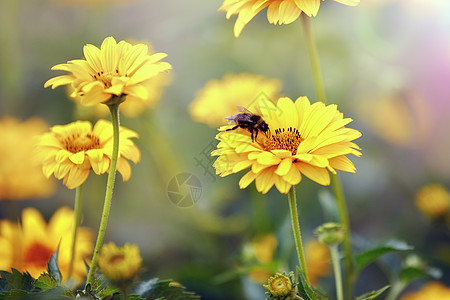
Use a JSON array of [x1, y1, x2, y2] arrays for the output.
[[251, 130, 255, 142], [225, 125, 239, 131], [254, 129, 259, 141]]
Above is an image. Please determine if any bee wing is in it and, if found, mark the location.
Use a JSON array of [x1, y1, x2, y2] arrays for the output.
[[225, 113, 239, 124], [236, 106, 253, 114]]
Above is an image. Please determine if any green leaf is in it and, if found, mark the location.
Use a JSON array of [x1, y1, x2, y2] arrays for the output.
[[356, 285, 390, 300], [34, 273, 58, 291], [47, 245, 62, 285], [400, 265, 442, 284], [296, 267, 328, 300], [136, 278, 200, 300], [355, 240, 413, 272], [0, 269, 36, 292]]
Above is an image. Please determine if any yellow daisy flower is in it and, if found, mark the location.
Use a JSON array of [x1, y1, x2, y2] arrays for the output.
[[189, 73, 282, 127], [306, 239, 331, 285], [44, 36, 172, 106], [0, 207, 93, 284], [219, 0, 360, 37], [415, 184, 450, 220], [212, 96, 361, 194], [0, 117, 55, 200], [37, 119, 140, 189], [401, 281, 450, 300], [98, 242, 142, 284]]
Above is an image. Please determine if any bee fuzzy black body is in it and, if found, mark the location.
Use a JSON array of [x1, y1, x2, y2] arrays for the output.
[[225, 106, 270, 142]]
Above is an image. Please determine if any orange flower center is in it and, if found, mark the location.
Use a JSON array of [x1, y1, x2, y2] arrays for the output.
[[264, 127, 303, 155], [63, 133, 101, 153], [24, 242, 54, 269], [109, 254, 126, 264]]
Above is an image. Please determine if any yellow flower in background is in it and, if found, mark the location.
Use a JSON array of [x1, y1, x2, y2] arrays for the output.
[[306, 240, 331, 285], [0, 207, 93, 284], [98, 242, 142, 284], [44, 36, 172, 106], [189, 73, 282, 127], [247, 234, 278, 283], [415, 184, 450, 220], [212, 96, 361, 194], [37, 120, 140, 189], [219, 0, 360, 37], [400, 281, 450, 300], [0, 117, 55, 200]]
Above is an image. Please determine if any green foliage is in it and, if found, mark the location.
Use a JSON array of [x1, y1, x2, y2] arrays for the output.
[[47, 244, 62, 285], [296, 267, 327, 300], [34, 273, 59, 290], [355, 240, 413, 272], [0, 269, 35, 292], [356, 285, 390, 300], [136, 278, 200, 300]]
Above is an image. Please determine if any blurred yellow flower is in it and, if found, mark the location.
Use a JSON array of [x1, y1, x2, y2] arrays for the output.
[[401, 281, 450, 300], [306, 239, 331, 285], [44, 36, 172, 106], [219, 0, 360, 37], [0, 207, 93, 284], [0, 117, 55, 200], [37, 120, 140, 189], [212, 96, 361, 194], [189, 73, 282, 127], [98, 242, 142, 284], [247, 234, 278, 283], [415, 184, 450, 220]]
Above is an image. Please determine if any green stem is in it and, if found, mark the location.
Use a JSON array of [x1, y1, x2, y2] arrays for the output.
[[287, 186, 310, 285], [301, 15, 327, 104], [332, 174, 354, 298], [85, 103, 121, 288], [301, 15, 355, 298], [330, 245, 344, 300], [68, 184, 84, 280], [385, 280, 406, 300]]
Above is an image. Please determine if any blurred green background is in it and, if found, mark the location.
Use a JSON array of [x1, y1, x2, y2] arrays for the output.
[[1, 0, 450, 299]]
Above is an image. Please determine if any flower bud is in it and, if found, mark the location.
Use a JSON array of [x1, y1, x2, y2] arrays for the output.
[[315, 223, 344, 246]]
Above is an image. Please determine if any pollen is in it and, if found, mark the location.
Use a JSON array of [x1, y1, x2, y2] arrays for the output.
[[263, 127, 303, 155], [63, 133, 101, 153], [98, 71, 114, 88]]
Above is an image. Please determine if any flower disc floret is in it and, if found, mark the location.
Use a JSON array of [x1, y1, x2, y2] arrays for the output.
[[44, 36, 172, 106], [212, 96, 362, 194], [37, 119, 140, 189]]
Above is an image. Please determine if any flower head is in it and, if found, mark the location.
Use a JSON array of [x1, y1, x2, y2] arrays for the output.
[[306, 239, 331, 285], [400, 281, 450, 300], [44, 36, 172, 106], [189, 73, 282, 127], [0, 117, 55, 200], [0, 207, 93, 284], [263, 272, 295, 298], [315, 222, 344, 246], [415, 184, 450, 220], [98, 242, 142, 284], [37, 119, 140, 189], [219, 0, 360, 37], [212, 96, 362, 194]]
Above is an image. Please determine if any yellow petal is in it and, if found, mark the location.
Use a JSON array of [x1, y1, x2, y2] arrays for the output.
[[255, 167, 276, 194], [64, 166, 90, 189], [83, 44, 103, 73], [239, 170, 258, 189], [267, 1, 281, 25], [329, 155, 356, 173], [297, 163, 330, 186], [278, 0, 302, 24], [117, 157, 132, 181], [274, 176, 292, 194], [275, 157, 293, 176], [294, 0, 320, 17], [69, 151, 85, 165], [332, 0, 360, 6], [256, 151, 281, 165], [100, 37, 118, 73]]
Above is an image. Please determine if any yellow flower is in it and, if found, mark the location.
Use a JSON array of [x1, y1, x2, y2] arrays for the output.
[[98, 242, 142, 284], [415, 184, 450, 219], [212, 96, 362, 194], [306, 239, 331, 285], [219, 0, 360, 37], [44, 36, 172, 106], [189, 73, 282, 127], [0, 207, 93, 284], [0, 117, 55, 200], [37, 119, 140, 189], [247, 234, 278, 283], [401, 281, 450, 300]]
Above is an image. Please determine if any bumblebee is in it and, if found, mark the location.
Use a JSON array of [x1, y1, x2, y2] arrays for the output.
[[225, 106, 270, 141]]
